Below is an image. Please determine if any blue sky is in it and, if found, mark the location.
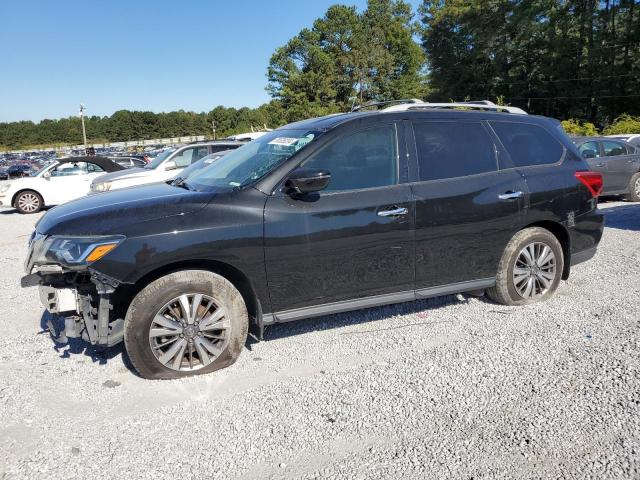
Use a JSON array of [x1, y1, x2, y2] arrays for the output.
[[0, 0, 421, 123]]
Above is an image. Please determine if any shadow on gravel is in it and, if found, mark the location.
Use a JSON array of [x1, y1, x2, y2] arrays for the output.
[[39, 311, 137, 373], [0, 206, 50, 215], [260, 293, 472, 343], [602, 203, 640, 231]]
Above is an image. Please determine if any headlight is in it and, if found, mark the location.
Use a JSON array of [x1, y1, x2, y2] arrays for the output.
[[92, 181, 112, 192], [36, 235, 125, 267], [0, 183, 11, 193]]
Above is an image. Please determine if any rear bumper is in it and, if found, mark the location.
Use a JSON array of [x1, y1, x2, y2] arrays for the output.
[[569, 208, 604, 261], [570, 246, 597, 266]]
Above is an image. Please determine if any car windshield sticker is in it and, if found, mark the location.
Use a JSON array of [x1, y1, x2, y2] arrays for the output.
[[268, 137, 299, 146]]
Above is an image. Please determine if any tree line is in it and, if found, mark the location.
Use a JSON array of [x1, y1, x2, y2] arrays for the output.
[[1, 0, 639, 150]]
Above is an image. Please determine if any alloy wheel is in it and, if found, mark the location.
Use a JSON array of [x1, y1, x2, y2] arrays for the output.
[[635, 177, 640, 197], [18, 193, 40, 213], [512, 242, 556, 299], [148, 293, 230, 371]]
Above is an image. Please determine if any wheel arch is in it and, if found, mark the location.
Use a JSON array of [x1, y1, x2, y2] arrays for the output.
[[11, 188, 45, 207], [117, 259, 261, 329], [524, 220, 571, 280]]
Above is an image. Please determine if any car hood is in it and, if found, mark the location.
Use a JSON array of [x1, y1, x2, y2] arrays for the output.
[[93, 167, 155, 184], [2, 176, 43, 191], [36, 182, 213, 236]]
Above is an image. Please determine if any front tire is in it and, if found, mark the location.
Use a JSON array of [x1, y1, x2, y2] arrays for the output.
[[625, 173, 640, 202], [14, 190, 43, 214], [487, 227, 564, 306], [124, 270, 248, 379]]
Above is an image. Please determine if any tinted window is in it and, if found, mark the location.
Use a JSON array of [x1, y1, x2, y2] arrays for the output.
[[51, 162, 88, 176], [602, 140, 628, 157], [578, 141, 600, 159], [491, 122, 564, 167], [303, 125, 398, 191], [87, 163, 105, 173], [413, 122, 496, 181]]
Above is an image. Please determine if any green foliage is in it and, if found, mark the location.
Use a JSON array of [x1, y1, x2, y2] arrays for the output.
[[267, 0, 427, 117], [0, 107, 282, 150], [561, 119, 599, 136], [602, 114, 640, 135], [419, 0, 640, 126]]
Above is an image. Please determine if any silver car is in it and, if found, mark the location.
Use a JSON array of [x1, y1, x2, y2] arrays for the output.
[[574, 136, 640, 201]]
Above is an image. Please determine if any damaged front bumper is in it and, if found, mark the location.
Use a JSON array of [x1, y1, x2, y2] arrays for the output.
[[22, 269, 124, 347]]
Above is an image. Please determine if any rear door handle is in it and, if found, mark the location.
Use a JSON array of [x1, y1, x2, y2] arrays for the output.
[[378, 207, 408, 217], [498, 191, 524, 200], [595, 163, 605, 167]]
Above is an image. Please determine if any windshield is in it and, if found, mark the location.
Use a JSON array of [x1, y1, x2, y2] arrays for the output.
[[186, 129, 321, 190], [32, 162, 54, 177], [145, 148, 176, 169]]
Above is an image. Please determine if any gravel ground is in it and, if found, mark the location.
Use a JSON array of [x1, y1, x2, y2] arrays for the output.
[[0, 200, 638, 479]]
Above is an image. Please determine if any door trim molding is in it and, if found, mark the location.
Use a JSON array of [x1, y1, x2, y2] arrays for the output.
[[264, 278, 495, 325], [415, 278, 495, 299]]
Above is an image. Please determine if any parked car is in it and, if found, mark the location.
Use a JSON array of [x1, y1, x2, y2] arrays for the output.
[[109, 156, 148, 169], [225, 131, 268, 142], [573, 136, 640, 201], [606, 134, 640, 147], [22, 101, 603, 379], [90, 141, 243, 193], [0, 156, 124, 214], [172, 150, 233, 182], [7, 164, 33, 178], [0, 168, 8, 181]]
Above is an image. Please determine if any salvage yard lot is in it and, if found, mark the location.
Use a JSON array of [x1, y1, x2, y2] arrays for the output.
[[0, 201, 638, 479]]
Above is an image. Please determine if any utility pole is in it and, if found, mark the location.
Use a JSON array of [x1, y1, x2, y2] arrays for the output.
[[211, 120, 216, 140], [79, 104, 88, 150]]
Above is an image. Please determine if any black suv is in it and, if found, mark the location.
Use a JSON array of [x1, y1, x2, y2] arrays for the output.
[[22, 102, 604, 379]]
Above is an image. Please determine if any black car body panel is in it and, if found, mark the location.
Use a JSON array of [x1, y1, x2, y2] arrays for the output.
[[35, 182, 212, 236], [24, 108, 604, 348]]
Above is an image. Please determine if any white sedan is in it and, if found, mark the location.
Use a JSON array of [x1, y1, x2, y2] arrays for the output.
[[0, 157, 124, 214]]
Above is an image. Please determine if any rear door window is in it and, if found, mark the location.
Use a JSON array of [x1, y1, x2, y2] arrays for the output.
[[578, 141, 600, 159], [490, 122, 564, 167], [602, 140, 629, 157], [412, 122, 497, 181]]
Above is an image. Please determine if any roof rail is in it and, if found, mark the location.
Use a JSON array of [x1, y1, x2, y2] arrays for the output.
[[351, 98, 423, 112], [382, 100, 527, 115]]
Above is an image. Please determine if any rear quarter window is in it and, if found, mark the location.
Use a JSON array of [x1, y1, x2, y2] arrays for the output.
[[490, 122, 564, 167]]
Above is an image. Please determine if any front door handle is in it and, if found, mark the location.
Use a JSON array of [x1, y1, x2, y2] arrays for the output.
[[378, 207, 408, 217], [498, 191, 524, 200], [595, 163, 605, 167]]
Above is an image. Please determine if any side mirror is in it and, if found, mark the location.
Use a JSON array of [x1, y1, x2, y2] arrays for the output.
[[285, 168, 331, 195], [164, 160, 178, 171], [581, 149, 596, 159], [43, 171, 51, 179]]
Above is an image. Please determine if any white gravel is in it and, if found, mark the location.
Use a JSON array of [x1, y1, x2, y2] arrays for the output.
[[0, 200, 638, 479]]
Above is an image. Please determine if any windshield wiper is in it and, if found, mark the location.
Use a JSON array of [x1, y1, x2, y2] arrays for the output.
[[172, 177, 192, 190]]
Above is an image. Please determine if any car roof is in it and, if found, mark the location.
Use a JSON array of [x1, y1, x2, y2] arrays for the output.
[[573, 136, 629, 143], [187, 140, 245, 146], [278, 109, 558, 132], [57, 155, 125, 172]]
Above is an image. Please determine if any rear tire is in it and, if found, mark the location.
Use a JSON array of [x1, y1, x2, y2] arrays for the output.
[[14, 190, 43, 214], [487, 227, 564, 306], [625, 173, 640, 202], [124, 270, 248, 379]]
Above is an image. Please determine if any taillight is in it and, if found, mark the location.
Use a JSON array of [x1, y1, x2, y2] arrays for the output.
[[574, 171, 603, 198]]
